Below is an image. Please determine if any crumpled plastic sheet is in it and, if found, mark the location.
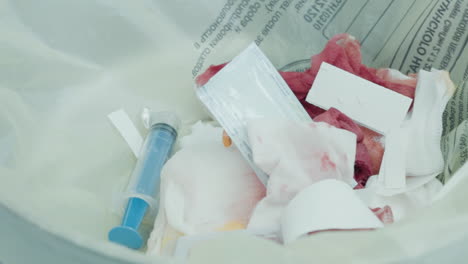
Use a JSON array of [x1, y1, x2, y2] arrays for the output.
[[159, 122, 266, 235], [246, 118, 357, 237]]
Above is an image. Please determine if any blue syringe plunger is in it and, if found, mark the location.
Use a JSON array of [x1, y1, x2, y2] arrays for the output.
[[108, 197, 148, 249], [109, 111, 179, 249]]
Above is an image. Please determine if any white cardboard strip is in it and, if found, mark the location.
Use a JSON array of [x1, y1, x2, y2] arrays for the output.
[[382, 128, 407, 189], [366, 174, 438, 197], [108, 109, 143, 158], [306, 63, 413, 135]]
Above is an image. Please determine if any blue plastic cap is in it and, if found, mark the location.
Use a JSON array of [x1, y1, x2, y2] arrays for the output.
[[108, 226, 143, 249]]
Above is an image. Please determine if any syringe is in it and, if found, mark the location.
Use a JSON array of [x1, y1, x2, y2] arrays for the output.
[[109, 110, 179, 249]]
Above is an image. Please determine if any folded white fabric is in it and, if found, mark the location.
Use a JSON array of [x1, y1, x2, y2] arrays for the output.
[[405, 69, 456, 176], [247, 119, 357, 238]]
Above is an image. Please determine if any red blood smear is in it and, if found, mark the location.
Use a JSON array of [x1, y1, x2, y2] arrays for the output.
[[320, 152, 337, 172], [371, 206, 394, 225], [354, 143, 373, 186], [361, 126, 385, 175], [196, 63, 228, 86]]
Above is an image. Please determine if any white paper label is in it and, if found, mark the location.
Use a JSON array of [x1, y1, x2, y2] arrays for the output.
[[306, 63, 413, 135], [380, 128, 407, 189]]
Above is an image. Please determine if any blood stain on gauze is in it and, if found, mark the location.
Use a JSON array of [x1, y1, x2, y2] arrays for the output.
[[371, 206, 394, 225], [314, 108, 373, 186], [161, 122, 266, 235], [247, 119, 357, 236], [360, 126, 385, 175], [249, 119, 357, 192], [320, 153, 337, 171], [376, 68, 418, 88], [355, 143, 373, 187]]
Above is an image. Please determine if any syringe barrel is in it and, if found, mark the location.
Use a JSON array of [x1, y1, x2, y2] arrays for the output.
[[125, 122, 177, 211]]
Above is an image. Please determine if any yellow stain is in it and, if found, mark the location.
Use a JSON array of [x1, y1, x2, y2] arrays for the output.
[[216, 221, 246, 231]]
